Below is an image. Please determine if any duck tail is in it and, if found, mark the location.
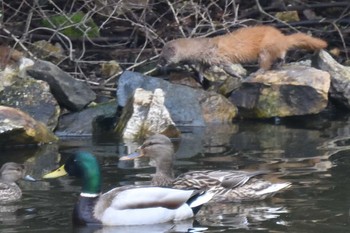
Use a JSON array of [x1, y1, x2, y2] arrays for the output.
[[187, 189, 215, 214], [255, 182, 292, 196]]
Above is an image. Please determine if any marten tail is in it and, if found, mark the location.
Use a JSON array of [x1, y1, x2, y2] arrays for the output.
[[286, 33, 327, 51]]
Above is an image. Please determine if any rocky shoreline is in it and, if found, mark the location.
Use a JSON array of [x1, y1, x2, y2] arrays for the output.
[[0, 49, 349, 146]]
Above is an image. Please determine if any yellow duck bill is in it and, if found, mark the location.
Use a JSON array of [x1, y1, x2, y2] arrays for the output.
[[43, 165, 67, 179]]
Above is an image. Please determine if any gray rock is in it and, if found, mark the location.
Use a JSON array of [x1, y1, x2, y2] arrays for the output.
[[0, 77, 60, 131], [55, 100, 117, 136], [117, 71, 237, 126], [315, 50, 350, 109], [26, 59, 96, 111], [229, 65, 330, 118]]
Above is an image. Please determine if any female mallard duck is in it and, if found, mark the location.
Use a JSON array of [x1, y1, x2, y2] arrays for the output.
[[120, 134, 291, 202], [0, 162, 35, 202], [43, 151, 214, 226]]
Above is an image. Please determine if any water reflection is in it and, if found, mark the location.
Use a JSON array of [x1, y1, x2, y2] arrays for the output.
[[4, 113, 350, 232], [197, 200, 289, 230], [74, 220, 201, 233], [0, 203, 22, 224]]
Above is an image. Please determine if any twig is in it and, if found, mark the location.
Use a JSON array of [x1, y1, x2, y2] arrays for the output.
[[26, 27, 74, 61], [91, 86, 116, 92], [144, 67, 157, 75], [255, 0, 298, 32], [240, 2, 350, 19], [332, 22, 349, 60], [126, 54, 159, 71], [0, 27, 37, 59], [166, 0, 186, 37]]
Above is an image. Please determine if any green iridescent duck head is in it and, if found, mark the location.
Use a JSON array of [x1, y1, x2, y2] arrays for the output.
[[43, 151, 102, 195]]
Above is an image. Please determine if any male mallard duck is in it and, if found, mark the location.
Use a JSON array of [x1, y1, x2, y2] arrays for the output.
[[0, 162, 35, 202], [43, 151, 214, 226], [120, 134, 291, 202]]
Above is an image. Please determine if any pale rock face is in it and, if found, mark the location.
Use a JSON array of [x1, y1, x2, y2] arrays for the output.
[[116, 88, 180, 139]]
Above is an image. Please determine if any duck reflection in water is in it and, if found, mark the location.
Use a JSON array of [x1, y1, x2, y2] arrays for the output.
[[72, 219, 203, 233]]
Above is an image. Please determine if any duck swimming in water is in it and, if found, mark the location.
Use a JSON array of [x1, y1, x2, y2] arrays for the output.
[[121, 134, 291, 202], [0, 162, 35, 202], [43, 151, 214, 226]]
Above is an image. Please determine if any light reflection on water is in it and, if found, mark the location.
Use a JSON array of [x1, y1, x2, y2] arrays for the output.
[[2, 115, 350, 232]]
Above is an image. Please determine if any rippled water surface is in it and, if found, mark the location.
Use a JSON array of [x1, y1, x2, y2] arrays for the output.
[[2, 114, 350, 232]]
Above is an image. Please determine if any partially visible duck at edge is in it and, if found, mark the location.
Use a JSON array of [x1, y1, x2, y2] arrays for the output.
[[0, 162, 36, 202], [121, 134, 291, 202], [43, 151, 214, 226]]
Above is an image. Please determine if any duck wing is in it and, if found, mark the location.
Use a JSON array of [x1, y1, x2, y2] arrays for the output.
[[107, 187, 199, 209], [0, 182, 21, 202], [95, 186, 213, 225], [214, 170, 267, 189], [174, 170, 267, 190]]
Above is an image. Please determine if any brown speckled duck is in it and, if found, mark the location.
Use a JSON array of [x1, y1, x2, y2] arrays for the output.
[[121, 134, 291, 202], [0, 162, 35, 202]]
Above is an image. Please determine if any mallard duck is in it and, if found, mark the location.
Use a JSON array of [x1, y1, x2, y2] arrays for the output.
[[43, 151, 214, 226], [0, 162, 35, 202], [120, 134, 291, 202]]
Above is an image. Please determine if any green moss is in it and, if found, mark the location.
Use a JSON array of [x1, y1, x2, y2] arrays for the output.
[[41, 12, 100, 39], [254, 88, 282, 118]]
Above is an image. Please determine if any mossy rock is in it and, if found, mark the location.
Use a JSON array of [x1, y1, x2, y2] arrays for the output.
[[0, 106, 58, 147], [41, 11, 100, 39]]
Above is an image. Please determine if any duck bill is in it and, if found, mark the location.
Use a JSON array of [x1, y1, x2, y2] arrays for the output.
[[119, 151, 144, 161], [42, 165, 67, 179], [23, 174, 36, 182]]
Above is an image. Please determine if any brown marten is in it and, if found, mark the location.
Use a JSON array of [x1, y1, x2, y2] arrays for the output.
[[158, 26, 327, 83]]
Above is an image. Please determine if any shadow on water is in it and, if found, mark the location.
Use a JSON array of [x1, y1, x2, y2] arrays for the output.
[[3, 113, 350, 232]]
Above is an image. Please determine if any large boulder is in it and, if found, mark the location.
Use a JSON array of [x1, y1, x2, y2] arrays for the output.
[[0, 76, 60, 131], [204, 64, 245, 95], [26, 59, 96, 111], [117, 71, 237, 126], [229, 65, 330, 118], [0, 106, 58, 147], [55, 100, 117, 136], [115, 88, 181, 139], [315, 50, 350, 109]]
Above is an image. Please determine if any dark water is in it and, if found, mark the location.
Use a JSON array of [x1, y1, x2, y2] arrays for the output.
[[2, 114, 350, 232]]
